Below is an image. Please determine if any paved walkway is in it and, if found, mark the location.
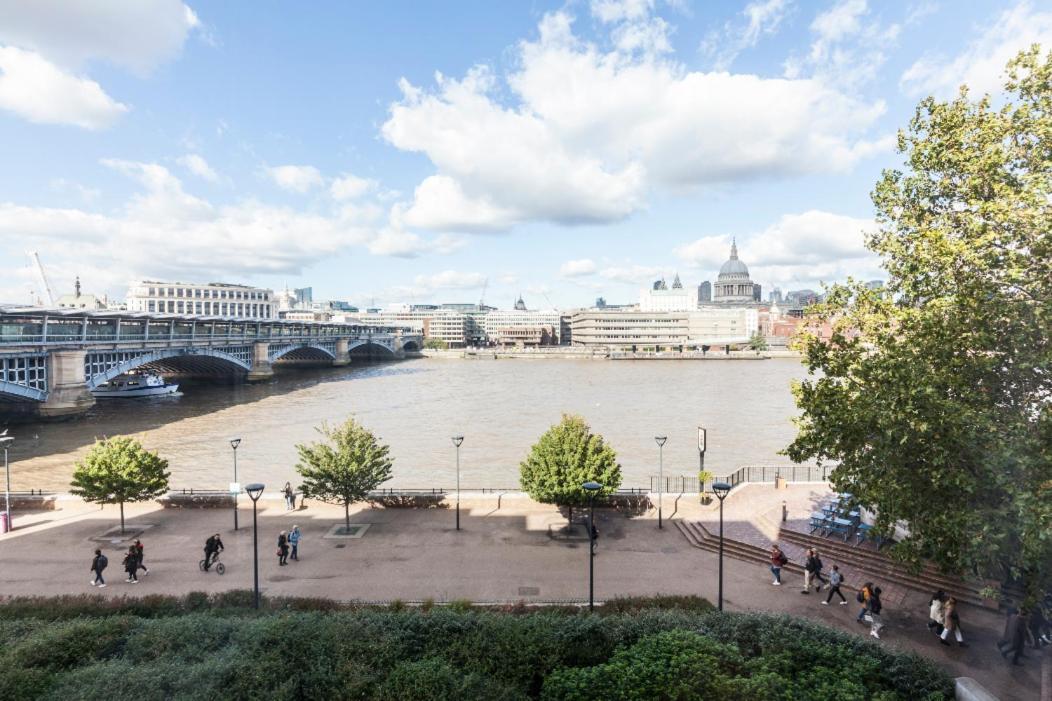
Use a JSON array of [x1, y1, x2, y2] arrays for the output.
[[0, 492, 1042, 701]]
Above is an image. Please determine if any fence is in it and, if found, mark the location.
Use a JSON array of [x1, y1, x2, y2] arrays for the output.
[[651, 465, 832, 494]]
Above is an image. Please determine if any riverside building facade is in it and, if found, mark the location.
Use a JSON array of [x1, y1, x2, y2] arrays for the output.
[[126, 281, 275, 318], [570, 306, 758, 350]]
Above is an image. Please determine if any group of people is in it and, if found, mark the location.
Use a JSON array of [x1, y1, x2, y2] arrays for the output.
[[276, 526, 301, 565], [89, 539, 147, 587], [769, 544, 886, 639], [992, 601, 1051, 666], [926, 591, 967, 647]]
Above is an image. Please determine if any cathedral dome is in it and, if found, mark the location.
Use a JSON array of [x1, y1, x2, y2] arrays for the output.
[[717, 241, 750, 279]]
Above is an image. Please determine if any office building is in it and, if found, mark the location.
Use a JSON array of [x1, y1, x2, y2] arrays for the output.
[[126, 281, 274, 318]]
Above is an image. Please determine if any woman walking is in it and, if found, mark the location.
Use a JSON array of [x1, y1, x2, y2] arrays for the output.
[[928, 591, 946, 635], [123, 546, 140, 584], [869, 586, 885, 639], [289, 525, 301, 561], [277, 530, 289, 566], [940, 597, 967, 646], [283, 482, 295, 511]]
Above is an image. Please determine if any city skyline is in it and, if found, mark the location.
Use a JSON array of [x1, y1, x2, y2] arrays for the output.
[[1, 0, 1048, 309]]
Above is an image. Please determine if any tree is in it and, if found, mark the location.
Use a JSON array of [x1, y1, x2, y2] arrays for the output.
[[70, 437, 171, 534], [296, 418, 394, 531], [747, 332, 768, 352], [519, 414, 622, 524], [423, 338, 448, 350], [785, 47, 1052, 602]]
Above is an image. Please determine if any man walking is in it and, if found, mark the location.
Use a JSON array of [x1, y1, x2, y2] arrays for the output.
[[802, 549, 824, 594], [289, 525, 301, 561], [821, 565, 848, 605], [133, 539, 149, 576], [203, 533, 223, 571], [769, 544, 787, 586], [997, 608, 1027, 665], [89, 549, 108, 588]]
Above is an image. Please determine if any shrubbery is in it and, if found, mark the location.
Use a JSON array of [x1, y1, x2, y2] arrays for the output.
[[0, 596, 954, 700]]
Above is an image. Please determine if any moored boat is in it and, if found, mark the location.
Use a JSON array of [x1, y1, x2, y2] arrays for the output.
[[92, 372, 179, 398]]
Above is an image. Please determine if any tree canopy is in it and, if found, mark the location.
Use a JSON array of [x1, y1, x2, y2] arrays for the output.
[[519, 414, 622, 522], [296, 417, 394, 529], [785, 47, 1052, 600], [70, 436, 171, 533]]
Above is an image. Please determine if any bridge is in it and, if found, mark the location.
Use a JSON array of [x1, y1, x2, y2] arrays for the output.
[[0, 307, 422, 418]]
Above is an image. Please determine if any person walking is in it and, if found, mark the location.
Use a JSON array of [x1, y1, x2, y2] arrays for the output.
[[123, 546, 140, 584], [928, 591, 946, 635], [997, 608, 1028, 665], [289, 525, 301, 561], [89, 549, 108, 588], [133, 539, 149, 576], [769, 544, 788, 586], [283, 482, 295, 511], [856, 582, 873, 623], [802, 549, 825, 594], [868, 586, 885, 639], [203, 533, 223, 571], [822, 565, 848, 605], [940, 597, 967, 646], [277, 530, 289, 566]]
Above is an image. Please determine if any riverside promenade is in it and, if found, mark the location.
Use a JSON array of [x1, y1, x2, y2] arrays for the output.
[[0, 487, 1040, 701]]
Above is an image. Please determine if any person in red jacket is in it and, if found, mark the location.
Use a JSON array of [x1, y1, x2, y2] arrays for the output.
[[769, 544, 788, 585]]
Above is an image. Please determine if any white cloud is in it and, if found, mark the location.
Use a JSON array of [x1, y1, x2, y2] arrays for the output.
[[591, 0, 655, 24], [266, 165, 324, 193], [784, 0, 900, 87], [365, 228, 465, 258], [383, 10, 886, 234], [177, 153, 220, 182], [330, 173, 376, 200], [0, 46, 128, 129], [560, 258, 598, 277], [50, 178, 101, 204], [0, 0, 199, 75], [702, 0, 792, 70], [900, 1, 1052, 96], [675, 210, 883, 290], [413, 270, 488, 291], [599, 264, 664, 284]]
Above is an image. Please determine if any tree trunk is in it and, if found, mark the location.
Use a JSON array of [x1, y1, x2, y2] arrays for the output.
[[568, 505, 573, 526], [345, 501, 350, 532], [119, 500, 125, 534]]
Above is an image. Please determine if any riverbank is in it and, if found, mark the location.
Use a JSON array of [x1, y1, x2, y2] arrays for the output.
[[423, 348, 802, 360]]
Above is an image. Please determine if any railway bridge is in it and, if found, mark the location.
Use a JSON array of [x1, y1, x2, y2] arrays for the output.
[[0, 307, 421, 418]]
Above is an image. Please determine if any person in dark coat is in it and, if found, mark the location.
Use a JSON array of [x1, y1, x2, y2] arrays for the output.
[[123, 546, 140, 583], [90, 549, 107, 588], [133, 539, 149, 576], [203, 533, 223, 571], [998, 609, 1028, 665], [277, 530, 289, 566]]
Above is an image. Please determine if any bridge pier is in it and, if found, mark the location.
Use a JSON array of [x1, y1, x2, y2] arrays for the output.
[[246, 342, 274, 382], [38, 350, 95, 418], [333, 339, 350, 366]]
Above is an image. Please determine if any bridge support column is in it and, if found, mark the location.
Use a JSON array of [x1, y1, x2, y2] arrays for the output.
[[246, 342, 274, 382], [333, 339, 350, 366], [38, 350, 95, 419]]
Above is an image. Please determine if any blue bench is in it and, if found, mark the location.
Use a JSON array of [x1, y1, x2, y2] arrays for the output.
[[827, 517, 854, 541], [809, 511, 829, 534]]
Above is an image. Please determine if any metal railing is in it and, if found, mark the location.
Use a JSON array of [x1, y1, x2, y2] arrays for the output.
[[722, 465, 832, 485]]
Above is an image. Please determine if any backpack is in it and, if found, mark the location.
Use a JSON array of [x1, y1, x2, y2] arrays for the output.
[[856, 590, 865, 603], [777, 552, 788, 566], [97, 554, 108, 569]]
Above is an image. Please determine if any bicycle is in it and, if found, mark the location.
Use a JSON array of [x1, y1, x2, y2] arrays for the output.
[[199, 552, 225, 575]]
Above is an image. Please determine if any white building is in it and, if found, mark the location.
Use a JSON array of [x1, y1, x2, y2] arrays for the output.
[[126, 281, 275, 318], [570, 307, 758, 349], [639, 274, 695, 312], [482, 309, 562, 344]]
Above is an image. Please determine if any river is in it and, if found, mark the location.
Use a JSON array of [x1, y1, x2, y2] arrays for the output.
[[3, 357, 811, 491]]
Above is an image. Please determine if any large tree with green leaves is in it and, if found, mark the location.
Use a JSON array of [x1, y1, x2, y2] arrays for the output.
[[785, 47, 1052, 601], [70, 437, 171, 534], [296, 418, 394, 530], [519, 414, 622, 524]]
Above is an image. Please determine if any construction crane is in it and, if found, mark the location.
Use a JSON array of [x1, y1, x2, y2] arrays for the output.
[[478, 277, 488, 309], [27, 251, 55, 307]]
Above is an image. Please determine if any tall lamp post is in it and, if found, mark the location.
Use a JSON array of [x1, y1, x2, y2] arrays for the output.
[[654, 435, 667, 529], [712, 481, 732, 611], [583, 481, 602, 611], [229, 438, 241, 531], [1, 429, 12, 532], [697, 426, 707, 475], [451, 435, 464, 531], [245, 483, 265, 609]]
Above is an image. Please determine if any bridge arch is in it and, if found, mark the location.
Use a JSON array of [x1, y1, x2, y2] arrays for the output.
[[347, 339, 397, 357], [401, 340, 421, 353], [86, 347, 252, 388], [268, 342, 337, 362]]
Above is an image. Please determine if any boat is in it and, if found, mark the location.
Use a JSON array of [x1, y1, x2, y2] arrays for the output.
[[92, 372, 179, 398]]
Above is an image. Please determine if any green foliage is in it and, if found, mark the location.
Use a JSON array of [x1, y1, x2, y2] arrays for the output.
[[296, 417, 394, 528], [519, 414, 622, 517], [423, 338, 449, 350], [747, 331, 768, 352], [785, 47, 1052, 600], [69, 437, 170, 532], [0, 603, 953, 701]]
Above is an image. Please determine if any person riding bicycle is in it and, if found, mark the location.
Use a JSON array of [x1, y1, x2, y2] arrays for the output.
[[203, 533, 224, 571]]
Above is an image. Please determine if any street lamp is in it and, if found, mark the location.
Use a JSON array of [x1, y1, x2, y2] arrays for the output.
[[229, 438, 241, 531], [451, 435, 464, 531], [654, 435, 667, 529], [697, 426, 707, 474], [245, 482, 265, 610], [1, 429, 12, 533], [583, 481, 602, 611], [712, 481, 732, 611]]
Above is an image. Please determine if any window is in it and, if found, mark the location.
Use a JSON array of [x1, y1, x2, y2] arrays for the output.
[[168, 287, 175, 297], [147, 301, 156, 312]]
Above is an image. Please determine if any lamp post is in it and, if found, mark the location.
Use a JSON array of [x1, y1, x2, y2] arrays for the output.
[[451, 435, 464, 531], [245, 483, 265, 610], [654, 435, 667, 529], [583, 481, 602, 611], [1, 430, 12, 532], [712, 481, 732, 611], [697, 426, 707, 475], [229, 438, 241, 531]]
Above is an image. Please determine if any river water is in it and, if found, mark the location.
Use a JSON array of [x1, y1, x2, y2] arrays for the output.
[[4, 357, 810, 491]]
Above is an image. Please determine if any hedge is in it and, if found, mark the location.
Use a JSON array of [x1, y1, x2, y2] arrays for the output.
[[0, 596, 953, 701]]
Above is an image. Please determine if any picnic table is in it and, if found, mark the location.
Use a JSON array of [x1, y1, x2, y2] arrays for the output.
[[827, 517, 854, 541]]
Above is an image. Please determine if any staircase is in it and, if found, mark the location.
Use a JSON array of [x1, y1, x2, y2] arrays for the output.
[[674, 520, 805, 578]]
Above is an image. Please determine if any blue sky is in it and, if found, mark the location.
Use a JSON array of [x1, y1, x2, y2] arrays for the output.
[[1, 0, 1048, 309]]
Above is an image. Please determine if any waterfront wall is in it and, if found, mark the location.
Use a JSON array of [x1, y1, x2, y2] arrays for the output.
[[422, 348, 803, 360]]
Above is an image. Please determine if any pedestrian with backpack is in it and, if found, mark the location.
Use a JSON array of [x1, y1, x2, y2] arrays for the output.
[[769, 544, 788, 586], [289, 525, 301, 561], [822, 565, 848, 605], [856, 582, 873, 623], [277, 530, 289, 566], [802, 548, 826, 594], [90, 549, 108, 588]]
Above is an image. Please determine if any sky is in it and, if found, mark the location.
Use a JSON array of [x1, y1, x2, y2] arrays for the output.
[[0, 0, 1049, 310]]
